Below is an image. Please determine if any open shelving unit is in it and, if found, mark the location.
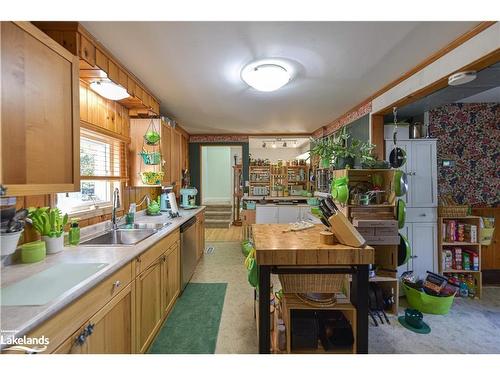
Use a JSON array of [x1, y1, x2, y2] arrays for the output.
[[438, 216, 482, 298], [330, 168, 400, 314], [280, 293, 357, 354], [248, 164, 310, 197]]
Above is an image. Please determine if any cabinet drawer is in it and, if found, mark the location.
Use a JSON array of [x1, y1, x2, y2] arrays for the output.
[[406, 207, 437, 223], [135, 229, 180, 274], [27, 262, 132, 353]]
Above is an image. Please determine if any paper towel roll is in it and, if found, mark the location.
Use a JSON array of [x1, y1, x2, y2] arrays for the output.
[[168, 192, 179, 214]]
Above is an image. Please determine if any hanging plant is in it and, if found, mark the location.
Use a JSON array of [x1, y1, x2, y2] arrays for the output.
[[143, 118, 161, 145]]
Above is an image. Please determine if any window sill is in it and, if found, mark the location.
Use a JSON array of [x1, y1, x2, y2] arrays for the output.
[[66, 205, 122, 221]]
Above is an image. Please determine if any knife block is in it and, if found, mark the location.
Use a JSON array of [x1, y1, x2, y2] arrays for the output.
[[328, 211, 366, 248]]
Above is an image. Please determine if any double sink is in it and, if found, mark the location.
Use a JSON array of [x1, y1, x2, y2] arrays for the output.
[[81, 222, 171, 246]]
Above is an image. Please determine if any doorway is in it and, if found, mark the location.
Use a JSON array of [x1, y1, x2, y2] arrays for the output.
[[201, 145, 242, 205]]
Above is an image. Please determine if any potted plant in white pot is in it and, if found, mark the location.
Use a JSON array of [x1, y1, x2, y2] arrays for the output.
[[28, 207, 68, 254]]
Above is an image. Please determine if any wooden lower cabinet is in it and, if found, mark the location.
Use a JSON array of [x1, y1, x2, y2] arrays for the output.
[[162, 242, 180, 317], [54, 283, 134, 354], [20, 231, 182, 355], [135, 238, 181, 353], [136, 257, 164, 353]]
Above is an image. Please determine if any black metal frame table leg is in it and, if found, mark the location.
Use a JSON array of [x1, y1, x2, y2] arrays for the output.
[[351, 264, 369, 354], [258, 265, 271, 354]]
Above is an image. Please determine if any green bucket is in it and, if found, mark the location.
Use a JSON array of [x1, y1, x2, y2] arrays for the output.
[[402, 283, 455, 315], [21, 241, 46, 263]]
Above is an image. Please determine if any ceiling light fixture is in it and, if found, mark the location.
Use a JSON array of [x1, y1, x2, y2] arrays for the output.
[[241, 60, 291, 92], [448, 71, 477, 86], [271, 142, 277, 149], [283, 141, 287, 148], [262, 142, 266, 148], [90, 79, 130, 101]]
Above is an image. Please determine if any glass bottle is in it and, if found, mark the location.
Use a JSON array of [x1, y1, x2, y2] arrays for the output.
[[69, 219, 80, 246]]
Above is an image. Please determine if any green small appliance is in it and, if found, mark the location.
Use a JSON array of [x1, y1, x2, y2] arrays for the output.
[[180, 187, 198, 209]]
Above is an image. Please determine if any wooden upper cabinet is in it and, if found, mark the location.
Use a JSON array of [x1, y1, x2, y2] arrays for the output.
[[79, 34, 96, 66], [0, 21, 80, 196], [33, 22, 160, 116]]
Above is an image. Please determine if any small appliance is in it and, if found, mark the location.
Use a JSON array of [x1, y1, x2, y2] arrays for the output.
[[180, 187, 198, 209], [160, 186, 173, 211]]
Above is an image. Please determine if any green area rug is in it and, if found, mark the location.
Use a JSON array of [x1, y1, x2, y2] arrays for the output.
[[148, 283, 227, 354]]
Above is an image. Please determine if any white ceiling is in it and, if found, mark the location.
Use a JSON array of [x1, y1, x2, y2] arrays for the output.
[[82, 21, 479, 134]]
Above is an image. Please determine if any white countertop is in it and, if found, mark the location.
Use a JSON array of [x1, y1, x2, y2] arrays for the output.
[[0, 207, 205, 347]]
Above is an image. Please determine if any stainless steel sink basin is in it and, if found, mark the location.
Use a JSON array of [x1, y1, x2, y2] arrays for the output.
[[119, 222, 171, 230], [81, 229, 157, 246]]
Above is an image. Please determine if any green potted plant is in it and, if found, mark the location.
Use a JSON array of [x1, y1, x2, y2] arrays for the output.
[[310, 137, 334, 168], [331, 127, 355, 169], [28, 207, 68, 254], [350, 139, 376, 168]]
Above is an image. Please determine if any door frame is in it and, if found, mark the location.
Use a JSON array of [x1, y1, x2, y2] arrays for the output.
[[199, 144, 243, 205]]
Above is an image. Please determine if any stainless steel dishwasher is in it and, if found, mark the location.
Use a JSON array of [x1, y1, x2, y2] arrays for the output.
[[180, 216, 198, 291]]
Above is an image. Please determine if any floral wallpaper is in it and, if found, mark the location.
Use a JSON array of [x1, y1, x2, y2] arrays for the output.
[[429, 103, 500, 207], [189, 134, 249, 143]]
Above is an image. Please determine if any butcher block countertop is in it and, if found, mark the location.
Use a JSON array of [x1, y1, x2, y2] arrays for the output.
[[252, 224, 374, 265]]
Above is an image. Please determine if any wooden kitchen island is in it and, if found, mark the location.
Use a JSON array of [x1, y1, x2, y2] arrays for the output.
[[252, 224, 374, 354]]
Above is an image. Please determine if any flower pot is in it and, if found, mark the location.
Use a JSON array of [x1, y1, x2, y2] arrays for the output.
[[319, 158, 330, 169], [334, 156, 354, 170], [0, 229, 24, 256], [42, 235, 64, 254]]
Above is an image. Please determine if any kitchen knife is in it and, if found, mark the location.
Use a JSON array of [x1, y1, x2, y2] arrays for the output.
[[319, 200, 333, 218], [319, 215, 331, 228], [319, 205, 332, 221], [324, 198, 337, 214]]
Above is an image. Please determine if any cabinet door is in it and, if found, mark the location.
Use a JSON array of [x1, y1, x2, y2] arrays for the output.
[[410, 141, 438, 207], [278, 206, 300, 224], [171, 129, 182, 192], [136, 258, 163, 353], [86, 283, 134, 354], [52, 325, 88, 354], [256, 206, 278, 224], [161, 121, 172, 185], [411, 222, 438, 279], [162, 243, 180, 317], [1, 22, 79, 196]]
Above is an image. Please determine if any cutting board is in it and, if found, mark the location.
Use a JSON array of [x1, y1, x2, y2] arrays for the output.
[[0, 263, 108, 306]]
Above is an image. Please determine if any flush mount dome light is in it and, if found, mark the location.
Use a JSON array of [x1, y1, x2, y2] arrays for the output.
[[90, 79, 130, 101], [241, 61, 291, 92], [448, 71, 477, 86]]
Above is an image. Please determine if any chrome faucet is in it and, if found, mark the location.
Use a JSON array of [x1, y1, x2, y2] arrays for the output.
[[111, 188, 120, 230]]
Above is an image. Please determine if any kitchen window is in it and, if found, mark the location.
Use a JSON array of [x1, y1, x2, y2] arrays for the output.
[[57, 129, 127, 215]]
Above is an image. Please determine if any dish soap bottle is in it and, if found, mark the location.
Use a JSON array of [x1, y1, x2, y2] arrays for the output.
[[68, 219, 80, 246]]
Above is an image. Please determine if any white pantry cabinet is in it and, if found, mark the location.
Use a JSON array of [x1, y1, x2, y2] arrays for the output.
[[386, 138, 438, 280], [385, 139, 438, 208]]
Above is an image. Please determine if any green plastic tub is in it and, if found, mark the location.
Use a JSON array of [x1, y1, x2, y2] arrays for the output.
[[402, 283, 455, 315], [21, 241, 46, 263]]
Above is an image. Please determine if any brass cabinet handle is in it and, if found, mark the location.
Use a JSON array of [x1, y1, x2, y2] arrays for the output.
[[113, 280, 122, 289]]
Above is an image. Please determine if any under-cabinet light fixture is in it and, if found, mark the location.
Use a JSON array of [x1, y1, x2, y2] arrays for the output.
[[90, 79, 130, 101]]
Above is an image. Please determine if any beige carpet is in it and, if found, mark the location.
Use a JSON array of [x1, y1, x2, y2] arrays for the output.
[[191, 241, 500, 354]]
